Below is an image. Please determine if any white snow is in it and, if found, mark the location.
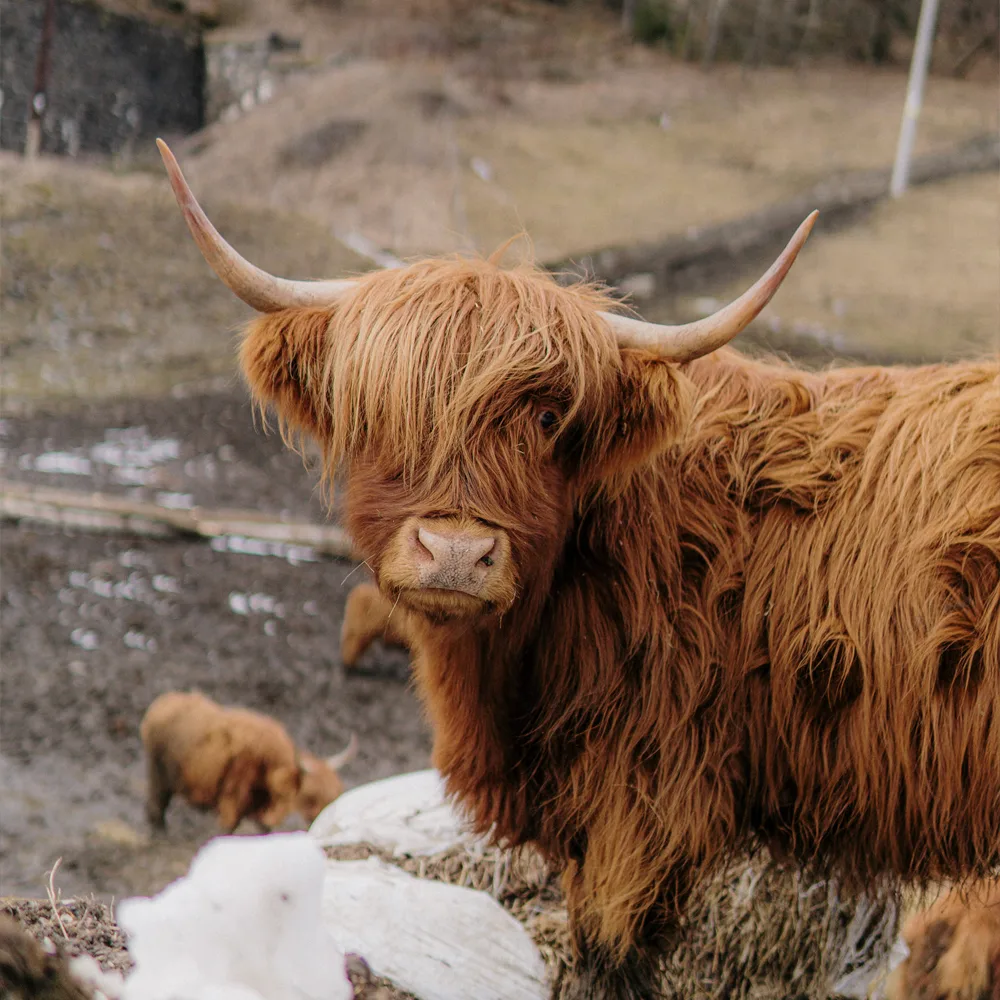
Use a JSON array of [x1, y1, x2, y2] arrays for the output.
[[116, 833, 351, 1000]]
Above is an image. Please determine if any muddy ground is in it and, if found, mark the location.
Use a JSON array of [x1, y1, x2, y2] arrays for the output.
[[0, 389, 429, 901]]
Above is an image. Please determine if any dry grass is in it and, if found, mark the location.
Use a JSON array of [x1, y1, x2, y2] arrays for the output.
[[325, 842, 903, 1000], [182, 39, 997, 259], [1, 896, 132, 976], [0, 153, 371, 413], [679, 170, 1000, 364]]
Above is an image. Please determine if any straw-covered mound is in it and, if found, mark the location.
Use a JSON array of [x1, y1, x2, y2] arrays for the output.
[[1, 844, 902, 1000], [325, 841, 902, 1000]]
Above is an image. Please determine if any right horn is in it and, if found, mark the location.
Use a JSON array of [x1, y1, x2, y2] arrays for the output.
[[325, 733, 358, 772], [600, 211, 819, 362], [156, 138, 358, 313]]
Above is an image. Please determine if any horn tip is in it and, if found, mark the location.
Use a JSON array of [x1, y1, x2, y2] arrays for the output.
[[800, 209, 820, 237]]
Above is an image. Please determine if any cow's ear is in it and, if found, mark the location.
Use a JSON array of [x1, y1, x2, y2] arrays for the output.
[[580, 348, 694, 484], [239, 307, 336, 440]]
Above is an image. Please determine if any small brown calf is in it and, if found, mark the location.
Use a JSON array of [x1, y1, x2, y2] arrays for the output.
[[341, 581, 411, 667], [140, 691, 356, 833], [886, 880, 1000, 1000]]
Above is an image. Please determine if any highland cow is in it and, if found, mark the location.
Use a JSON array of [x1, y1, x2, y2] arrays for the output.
[[140, 690, 355, 833], [887, 880, 1000, 1000], [157, 139, 1000, 998]]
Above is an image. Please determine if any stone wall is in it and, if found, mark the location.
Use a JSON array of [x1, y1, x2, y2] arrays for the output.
[[204, 32, 311, 125], [0, 0, 205, 158]]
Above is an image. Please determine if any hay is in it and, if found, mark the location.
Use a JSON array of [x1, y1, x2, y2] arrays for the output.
[[1, 849, 901, 999], [0, 897, 132, 977], [325, 843, 901, 1000]]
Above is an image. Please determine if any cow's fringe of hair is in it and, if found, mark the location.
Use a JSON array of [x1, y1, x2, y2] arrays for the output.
[[240, 248, 625, 497]]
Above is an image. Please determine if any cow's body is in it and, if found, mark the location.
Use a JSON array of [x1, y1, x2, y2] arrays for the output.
[[157, 140, 1000, 997], [338, 348, 1000, 990]]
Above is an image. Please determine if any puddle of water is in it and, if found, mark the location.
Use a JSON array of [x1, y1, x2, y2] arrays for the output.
[[22, 452, 93, 475], [210, 535, 319, 565]]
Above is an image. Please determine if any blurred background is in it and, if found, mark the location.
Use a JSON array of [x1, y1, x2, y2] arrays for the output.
[[1, 0, 998, 903]]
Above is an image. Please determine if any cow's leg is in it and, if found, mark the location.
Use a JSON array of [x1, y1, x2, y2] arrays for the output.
[[144, 751, 173, 832], [557, 814, 712, 1000], [559, 896, 686, 1000], [340, 582, 412, 667]]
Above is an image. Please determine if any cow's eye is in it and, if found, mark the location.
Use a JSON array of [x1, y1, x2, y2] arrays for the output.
[[538, 409, 559, 433]]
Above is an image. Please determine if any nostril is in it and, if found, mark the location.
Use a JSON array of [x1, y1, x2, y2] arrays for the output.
[[415, 527, 438, 563], [470, 536, 496, 567]]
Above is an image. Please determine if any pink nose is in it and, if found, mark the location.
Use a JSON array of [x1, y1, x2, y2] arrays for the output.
[[411, 520, 502, 595]]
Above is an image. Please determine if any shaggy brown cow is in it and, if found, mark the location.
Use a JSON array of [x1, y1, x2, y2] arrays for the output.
[[140, 690, 356, 833], [886, 880, 1000, 1000], [157, 139, 1000, 998]]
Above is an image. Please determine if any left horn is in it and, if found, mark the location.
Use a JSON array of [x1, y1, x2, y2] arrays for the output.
[[325, 732, 358, 771], [600, 210, 818, 362], [156, 138, 358, 313]]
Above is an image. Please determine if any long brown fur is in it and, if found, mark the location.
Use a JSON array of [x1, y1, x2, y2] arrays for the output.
[[140, 690, 333, 833], [238, 248, 1000, 997]]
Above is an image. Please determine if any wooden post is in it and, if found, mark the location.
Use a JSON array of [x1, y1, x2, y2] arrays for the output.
[[890, 0, 942, 198], [621, 0, 636, 36], [26, 0, 57, 160]]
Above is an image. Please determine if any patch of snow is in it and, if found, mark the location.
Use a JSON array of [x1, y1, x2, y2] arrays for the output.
[[117, 833, 350, 1000]]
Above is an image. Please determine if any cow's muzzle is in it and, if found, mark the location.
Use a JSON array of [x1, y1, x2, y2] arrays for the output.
[[380, 516, 516, 617]]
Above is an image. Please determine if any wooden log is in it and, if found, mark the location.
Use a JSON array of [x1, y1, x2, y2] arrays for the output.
[[0, 478, 357, 560]]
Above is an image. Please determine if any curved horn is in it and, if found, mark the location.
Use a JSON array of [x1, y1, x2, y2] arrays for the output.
[[325, 732, 358, 772], [156, 138, 358, 313], [600, 210, 819, 362]]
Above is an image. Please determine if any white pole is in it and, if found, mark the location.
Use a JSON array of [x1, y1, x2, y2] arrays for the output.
[[890, 0, 942, 198]]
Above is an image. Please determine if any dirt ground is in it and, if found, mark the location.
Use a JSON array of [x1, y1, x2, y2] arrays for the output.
[[653, 169, 1000, 364], [182, 51, 998, 263], [0, 389, 430, 901], [1, 0, 997, 934]]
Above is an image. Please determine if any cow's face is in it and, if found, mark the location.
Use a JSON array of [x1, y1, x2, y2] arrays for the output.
[[344, 399, 581, 622], [240, 260, 693, 625], [296, 752, 346, 824], [157, 141, 812, 626]]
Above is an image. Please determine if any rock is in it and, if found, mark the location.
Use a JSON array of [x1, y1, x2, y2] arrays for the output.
[[321, 858, 548, 1000], [310, 769, 484, 856]]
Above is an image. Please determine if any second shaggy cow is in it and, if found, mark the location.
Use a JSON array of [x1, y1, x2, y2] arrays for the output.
[[140, 691, 355, 833]]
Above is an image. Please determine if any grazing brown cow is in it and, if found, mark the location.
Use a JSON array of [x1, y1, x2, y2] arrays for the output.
[[140, 690, 355, 833], [886, 880, 1000, 1000], [157, 139, 1000, 998]]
